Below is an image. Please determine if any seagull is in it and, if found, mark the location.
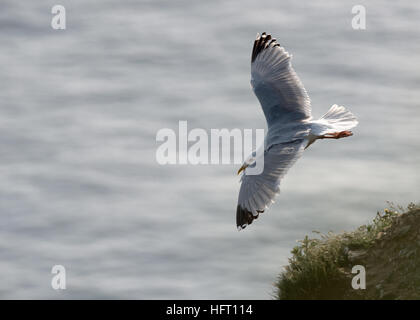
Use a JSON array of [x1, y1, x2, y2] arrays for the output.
[[236, 32, 358, 230]]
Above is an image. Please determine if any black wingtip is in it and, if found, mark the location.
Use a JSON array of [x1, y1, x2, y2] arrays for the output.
[[236, 205, 263, 230], [251, 32, 281, 63]]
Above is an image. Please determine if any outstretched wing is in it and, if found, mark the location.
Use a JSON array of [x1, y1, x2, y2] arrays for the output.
[[236, 139, 305, 230], [251, 32, 311, 127]]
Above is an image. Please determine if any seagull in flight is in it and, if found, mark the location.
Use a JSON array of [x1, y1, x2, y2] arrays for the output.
[[236, 32, 358, 230]]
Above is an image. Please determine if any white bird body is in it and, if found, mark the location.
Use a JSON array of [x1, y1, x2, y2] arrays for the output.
[[236, 33, 358, 230]]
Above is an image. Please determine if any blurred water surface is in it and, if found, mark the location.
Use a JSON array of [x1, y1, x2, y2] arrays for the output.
[[0, 0, 419, 298]]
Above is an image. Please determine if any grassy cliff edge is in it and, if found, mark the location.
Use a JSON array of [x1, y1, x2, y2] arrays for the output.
[[275, 203, 420, 300]]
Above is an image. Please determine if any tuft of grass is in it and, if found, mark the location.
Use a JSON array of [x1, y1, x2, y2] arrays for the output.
[[274, 204, 416, 300]]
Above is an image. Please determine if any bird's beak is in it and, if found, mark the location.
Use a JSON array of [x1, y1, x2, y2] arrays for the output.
[[237, 164, 247, 175]]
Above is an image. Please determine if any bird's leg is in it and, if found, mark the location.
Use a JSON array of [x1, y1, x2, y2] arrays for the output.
[[321, 130, 353, 139]]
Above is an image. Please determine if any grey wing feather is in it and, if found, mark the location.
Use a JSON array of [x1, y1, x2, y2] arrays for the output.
[[251, 33, 311, 128], [236, 139, 305, 230]]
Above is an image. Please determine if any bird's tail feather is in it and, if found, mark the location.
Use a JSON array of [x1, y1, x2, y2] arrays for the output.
[[319, 104, 358, 131]]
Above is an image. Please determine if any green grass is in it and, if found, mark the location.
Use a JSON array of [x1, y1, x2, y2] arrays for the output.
[[275, 203, 418, 300]]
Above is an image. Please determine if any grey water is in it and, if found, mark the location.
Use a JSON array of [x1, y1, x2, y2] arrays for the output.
[[0, 0, 419, 299]]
